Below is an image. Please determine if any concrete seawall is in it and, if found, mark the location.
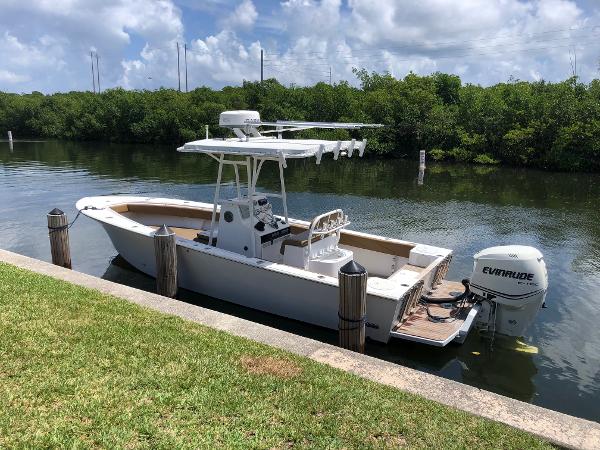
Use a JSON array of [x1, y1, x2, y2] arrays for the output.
[[1, 249, 598, 449]]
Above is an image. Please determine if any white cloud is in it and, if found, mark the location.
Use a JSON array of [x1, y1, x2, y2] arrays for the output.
[[0, 0, 183, 92], [223, 0, 258, 30], [189, 30, 261, 84], [261, 0, 600, 86], [118, 40, 184, 90], [0, 31, 67, 91], [116, 28, 262, 88], [280, 0, 342, 37], [0, 69, 30, 84], [119, 59, 147, 90], [0, 0, 599, 92]]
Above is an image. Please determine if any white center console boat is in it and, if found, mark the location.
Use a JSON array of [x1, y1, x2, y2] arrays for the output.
[[77, 111, 547, 346]]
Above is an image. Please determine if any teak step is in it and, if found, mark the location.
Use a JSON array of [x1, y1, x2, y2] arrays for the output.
[[390, 298, 480, 347]]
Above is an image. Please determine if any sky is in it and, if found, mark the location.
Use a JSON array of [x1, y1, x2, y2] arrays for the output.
[[0, 0, 599, 93]]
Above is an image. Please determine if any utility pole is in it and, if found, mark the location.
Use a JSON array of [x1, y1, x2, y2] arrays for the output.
[[329, 66, 332, 85], [90, 52, 96, 93], [176, 42, 181, 91], [569, 48, 578, 79], [260, 49, 263, 83], [96, 53, 100, 93], [184, 43, 188, 92]]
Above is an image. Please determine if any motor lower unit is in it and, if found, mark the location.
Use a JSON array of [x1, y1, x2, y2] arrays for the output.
[[469, 245, 548, 337]]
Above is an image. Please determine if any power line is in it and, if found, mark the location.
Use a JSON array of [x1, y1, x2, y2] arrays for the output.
[[264, 37, 600, 70], [263, 38, 600, 85], [266, 65, 330, 81], [266, 23, 600, 60], [74, 24, 600, 91], [140, 23, 600, 63], [267, 65, 329, 77], [264, 28, 600, 66]]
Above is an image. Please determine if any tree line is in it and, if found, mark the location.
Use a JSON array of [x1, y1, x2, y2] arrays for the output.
[[1, 70, 599, 171]]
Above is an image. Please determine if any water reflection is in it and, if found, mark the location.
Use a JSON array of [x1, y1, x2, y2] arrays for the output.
[[1, 140, 599, 421], [5, 140, 600, 212]]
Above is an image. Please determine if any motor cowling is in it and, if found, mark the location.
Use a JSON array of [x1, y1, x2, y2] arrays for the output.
[[470, 245, 548, 337]]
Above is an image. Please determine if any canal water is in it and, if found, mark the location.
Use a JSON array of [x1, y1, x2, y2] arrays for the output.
[[1, 140, 599, 422]]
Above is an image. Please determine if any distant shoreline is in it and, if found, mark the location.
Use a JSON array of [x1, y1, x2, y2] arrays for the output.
[[2, 72, 598, 172]]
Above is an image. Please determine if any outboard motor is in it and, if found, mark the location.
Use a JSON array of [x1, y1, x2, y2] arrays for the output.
[[470, 245, 548, 337]]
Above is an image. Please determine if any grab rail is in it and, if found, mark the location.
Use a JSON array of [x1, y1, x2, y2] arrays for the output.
[[307, 209, 350, 261]]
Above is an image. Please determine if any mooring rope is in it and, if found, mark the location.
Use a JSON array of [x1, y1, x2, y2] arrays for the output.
[[48, 206, 100, 234], [337, 313, 366, 330]]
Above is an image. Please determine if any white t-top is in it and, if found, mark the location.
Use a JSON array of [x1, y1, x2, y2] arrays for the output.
[[178, 137, 356, 159]]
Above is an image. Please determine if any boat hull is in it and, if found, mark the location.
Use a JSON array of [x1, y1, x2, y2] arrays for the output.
[[101, 221, 400, 343]]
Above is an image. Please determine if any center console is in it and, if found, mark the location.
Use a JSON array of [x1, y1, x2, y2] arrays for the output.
[[216, 195, 290, 260]]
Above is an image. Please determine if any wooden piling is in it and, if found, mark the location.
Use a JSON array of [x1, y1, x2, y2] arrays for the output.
[[47, 208, 72, 269], [153, 224, 177, 297], [8, 131, 13, 142], [338, 260, 367, 353]]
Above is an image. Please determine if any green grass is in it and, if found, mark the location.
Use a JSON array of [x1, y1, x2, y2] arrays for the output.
[[0, 263, 551, 449]]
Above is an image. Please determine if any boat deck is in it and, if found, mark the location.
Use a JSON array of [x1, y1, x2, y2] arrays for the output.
[[427, 279, 468, 299], [391, 280, 477, 346], [149, 225, 215, 245], [153, 226, 200, 241], [144, 217, 472, 347]]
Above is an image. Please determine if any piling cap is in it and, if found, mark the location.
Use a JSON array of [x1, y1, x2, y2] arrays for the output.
[[154, 224, 175, 236], [48, 208, 64, 216], [340, 260, 366, 275]]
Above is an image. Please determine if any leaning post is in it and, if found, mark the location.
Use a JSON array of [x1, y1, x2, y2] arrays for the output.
[[338, 260, 368, 353], [8, 131, 13, 142], [47, 208, 72, 269], [153, 224, 178, 297]]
